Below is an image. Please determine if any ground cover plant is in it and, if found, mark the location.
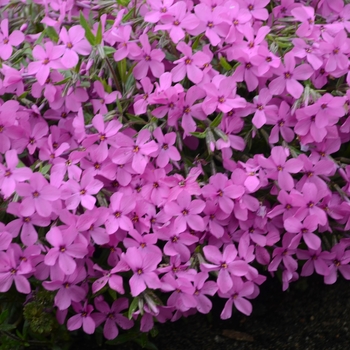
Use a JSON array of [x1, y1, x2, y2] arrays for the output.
[[1, 0, 350, 348]]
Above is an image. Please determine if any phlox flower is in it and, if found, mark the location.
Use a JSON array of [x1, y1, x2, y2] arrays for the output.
[[0, 19, 25, 60], [163, 191, 206, 233], [0, 150, 32, 198], [132, 34, 165, 79], [201, 244, 249, 293], [324, 242, 350, 285], [219, 277, 254, 317], [291, 5, 316, 37], [241, 0, 269, 21], [28, 41, 65, 86], [112, 129, 158, 174], [269, 52, 313, 99], [284, 214, 321, 250], [297, 247, 335, 277], [92, 264, 125, 295], [152, 127, 181, 168], [59, 25, 92, 68], [192, 272, 218, 314], [171, 42, 210, 84], [44, 226, 88, 275], [0, 244, 33, 294], [42, 266, 87, 310], [154, 1, 200, 44], [93, 297, 133, 340], [67, 301, 95, 334], [116, 247, 162, 297], [16, 172, 61, 218], [91, 81, 121, 115]]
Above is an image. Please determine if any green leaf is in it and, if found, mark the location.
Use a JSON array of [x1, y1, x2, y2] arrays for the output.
[[0, 310, 8, 324], [117, 58, 127, 83], [46, 26, 59, 43], [128, 297, 139, 320], [96, 21, 103, 45], [79, 11, 96, 46], [54, 77, 71, 86], [122, 7, 135, 22], [117, 0, 131, 6], [213, 127, 228, 142], [97, 44, 105, 59], [126, 113, 147, 125], [103, 46, 116, 56], [40, 163, 52, 175], [192, 34, 204, 51], [34, 31, 46, 45], [220, 57, 232, 71], [190, 130, 207, 139], [210, 112, 223, 128], [116, 99, 123, 114]]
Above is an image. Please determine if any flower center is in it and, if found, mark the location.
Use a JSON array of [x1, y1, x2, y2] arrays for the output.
[[67, 42, 73, 49]]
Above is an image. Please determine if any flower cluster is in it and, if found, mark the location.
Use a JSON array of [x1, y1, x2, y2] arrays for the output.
[[1, 0, 350, 341]]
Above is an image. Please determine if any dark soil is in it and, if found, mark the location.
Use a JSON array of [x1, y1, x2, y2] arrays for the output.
[[74, 275, 350, 350]]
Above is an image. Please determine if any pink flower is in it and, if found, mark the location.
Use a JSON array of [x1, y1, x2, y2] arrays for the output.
[[153, 127, 181, 167], [116, 247, 162, 296], [171, 42, 210, 84], [269, 52, 313, 99], [16, 172, 61, 218], [28, 41, 65, 86], [59, 25, 91, 68], [0, 19, 25, 60], [0, 150, 32, 198], [112, 129, 158, 174], [201, 244, 249, 293], [219, 277, 254, 317], [91, 81, 121, 115], [164, 191, 206, 233], [93, 297, 133, 340], [67, 302, 95, 334], [44, 226, 87, 275], [132, 34, 165, 79]]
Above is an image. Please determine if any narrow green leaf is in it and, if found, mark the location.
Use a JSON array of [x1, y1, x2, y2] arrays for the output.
[[79, 11, 96, 46], [126, 113, 147, 124], [117, 58, 127, 83], [0, 310, 8, 324], [117, 0, 131, 6], [97, 44, 105, 59], [34, 31, 46, 45], [122, 7, 135, 22], [192, 34, 204, 51], [96, 21, 103, 45], [116, 99, 123, 114], [40, 163, 52, 175], [46, 26, 59, 43], [128, 297, 139, 320], [103, 46, 116, 56], [190, 130, 207, 139], [54, 77, 71, 86], [210, 112, 223, 128], [220, 57, 232, 71]]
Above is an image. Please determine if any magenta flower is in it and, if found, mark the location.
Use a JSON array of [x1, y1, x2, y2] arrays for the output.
[[324, 243, 350, 285], [16, 172, 61, 218], [269, 52, 313, 99], [6, 202, 50, 246], [258, 146, 303, 192], [201, 244, 249, 293], [284, 214, 321, 251], [0, 150, 32, 198], [291, 5, 315, 37], [153, 127, 181, 168], [117, 247, 162, 296], [92, 264, 124, 295], [59, 25, 91, 68], [44, 227, 87, 275], [194, 4, 229, 46], [93, 297, 133, 340], [219, 277, 254, 317], [43, 266, 87, 310], [105, 192, 135, 234], [0, 245, 33, 294], [164, 191, 206, 233], [154, 1, 200, 43], [62, 173, 103, 211], [132, 34, 165, 79], [67, 302, 95, 334], [202, 76, 246, 114], [297, 247, 335, 277], [171, 42, 210, 84], [91, 81, 120, 115], [241, 0, 269, 21], [0, 19, 25, 60], [192, 272, 218, 314], [28, 41, 65, 85], [112, 129, 158, 174]]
